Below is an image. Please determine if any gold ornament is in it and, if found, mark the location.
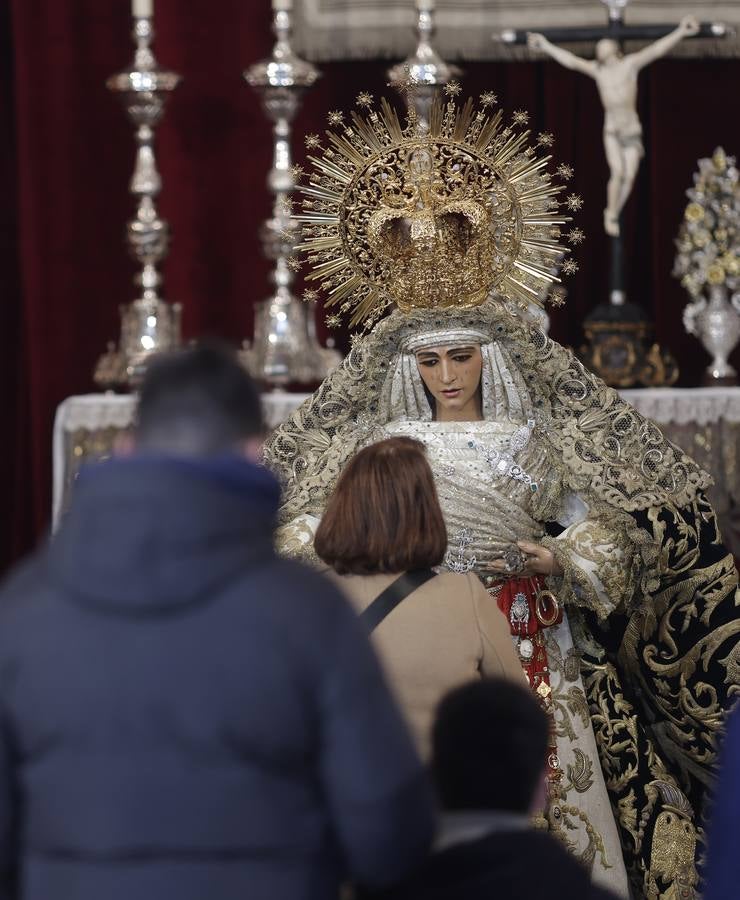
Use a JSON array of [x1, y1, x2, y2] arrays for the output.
[[647, 782, 698, 896], [713, 147, 728, 171], [293, 87, 578, 327], [692, 228, 710, 248], [722, 253, 739, 276], [706, 263, 726, 285], [684, 201, 704, 223]]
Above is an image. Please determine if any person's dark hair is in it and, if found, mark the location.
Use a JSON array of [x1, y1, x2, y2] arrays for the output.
[[314, 436, 447, 575], [136, 342, 263, 456], [432, 679, 549, 813]]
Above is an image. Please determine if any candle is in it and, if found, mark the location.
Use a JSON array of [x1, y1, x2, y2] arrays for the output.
[[272, 0, 293, 10], [416, 0, 435, 10], [132, 0, 153, 18]]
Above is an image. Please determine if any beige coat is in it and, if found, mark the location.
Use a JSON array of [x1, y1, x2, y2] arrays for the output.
[[328, 570, 523, 759]]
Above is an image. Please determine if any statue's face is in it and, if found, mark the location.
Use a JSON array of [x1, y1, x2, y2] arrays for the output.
[[415, 344, 483, 421], [596, 39, 620, 63]]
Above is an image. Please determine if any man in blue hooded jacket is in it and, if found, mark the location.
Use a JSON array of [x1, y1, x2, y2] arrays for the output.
[[0, 344, 435, 900]]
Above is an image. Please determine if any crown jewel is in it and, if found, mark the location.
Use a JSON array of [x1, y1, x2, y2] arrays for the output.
[[294, 86, 582, 328]]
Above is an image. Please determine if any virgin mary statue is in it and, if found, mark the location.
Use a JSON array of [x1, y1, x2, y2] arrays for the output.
[[263, 85, 739, 899]]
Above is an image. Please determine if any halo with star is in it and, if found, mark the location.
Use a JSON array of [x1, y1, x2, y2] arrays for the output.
[[292, 83, 583, 328]]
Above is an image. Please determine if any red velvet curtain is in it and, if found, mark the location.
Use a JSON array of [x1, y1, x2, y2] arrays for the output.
[[3, 0, 740, 570]]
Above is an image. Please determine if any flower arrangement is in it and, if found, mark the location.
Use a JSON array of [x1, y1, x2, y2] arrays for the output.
[[673, 147, 739, 300]]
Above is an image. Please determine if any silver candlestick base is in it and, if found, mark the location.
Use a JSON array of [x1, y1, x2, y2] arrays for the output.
[[241, 5, 341, 387], [387, 0, 462, 125], [95, 13, 182, 389]]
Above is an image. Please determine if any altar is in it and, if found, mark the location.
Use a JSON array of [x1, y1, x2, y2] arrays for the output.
[[52, 386, 740, 558]]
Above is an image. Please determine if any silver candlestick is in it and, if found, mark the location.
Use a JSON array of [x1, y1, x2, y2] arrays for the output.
[[387, 0, 462, 125], [241, 4, 341, 387], [95, 11, 182, 389]]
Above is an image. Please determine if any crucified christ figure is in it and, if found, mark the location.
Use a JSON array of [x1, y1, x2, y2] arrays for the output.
[[528, 16, 699, 236]]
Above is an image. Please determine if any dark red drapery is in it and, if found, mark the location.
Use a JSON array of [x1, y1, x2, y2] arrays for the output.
[[3, 0, 740, 570]]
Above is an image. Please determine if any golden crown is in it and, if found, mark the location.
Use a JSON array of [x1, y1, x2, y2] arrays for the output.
[[293, 83, 584, 329]]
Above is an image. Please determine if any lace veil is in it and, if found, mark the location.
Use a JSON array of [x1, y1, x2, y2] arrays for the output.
[[264, 299, 712, 526]]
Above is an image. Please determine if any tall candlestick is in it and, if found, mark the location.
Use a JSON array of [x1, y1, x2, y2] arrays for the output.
[[94, 6, 181, 388], [388, 0, 461, 126], [240, 3, 341, 386], [132, 0, 153, 18]]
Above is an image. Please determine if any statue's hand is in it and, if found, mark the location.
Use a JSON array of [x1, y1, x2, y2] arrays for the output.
[[680, 15, 700, 36], [485, 541, 564, 578], [527, 32, 546, 51], [516, 540, 563, 576]]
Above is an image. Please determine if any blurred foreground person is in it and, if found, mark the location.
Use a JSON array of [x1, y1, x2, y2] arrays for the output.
[[315, 437, 522, 758], [0, 345, 434, 900], [704, 705, 740, 900], [369, 679, 620, 900]]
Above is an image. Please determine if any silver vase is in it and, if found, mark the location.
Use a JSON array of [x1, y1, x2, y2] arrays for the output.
[[684, 284, 740, 383]]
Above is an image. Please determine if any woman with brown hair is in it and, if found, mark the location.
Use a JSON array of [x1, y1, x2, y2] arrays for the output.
[[314, 436, 522, 758]]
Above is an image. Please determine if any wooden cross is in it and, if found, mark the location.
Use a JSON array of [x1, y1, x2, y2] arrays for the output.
[[499, 2, 727, 51], [499, 3, 728, 305]]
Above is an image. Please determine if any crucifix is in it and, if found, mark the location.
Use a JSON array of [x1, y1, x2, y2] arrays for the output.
[[499, 1, 727, 307], [529, 16, 699, 239], [498, 0, 728, 387]]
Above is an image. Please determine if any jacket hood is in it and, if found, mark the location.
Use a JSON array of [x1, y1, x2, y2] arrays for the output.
[[47, 455, 280, 615]]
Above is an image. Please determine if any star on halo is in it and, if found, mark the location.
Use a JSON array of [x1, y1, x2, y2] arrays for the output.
[[388, 67, 419, 98], [290, 164, 305, 181], [556, 163, 574, 180], [547, 287, 567, 306], [356, 91, 373, 108], [304, 133, 321, 149], [565, 193, 583, 211], [302, 288, 319, 302], [444, 80, 462, 98], [537, 132, 554, 147], [567, 228, 585, 245], [286, 257, 302, 272], [325, 313, 342, 329], [512, 110, 529, 126], [562, 259, 579, 275], [480, 91, 498, 107], [327, 110, 344, 127], [548, 287, 567, 307]]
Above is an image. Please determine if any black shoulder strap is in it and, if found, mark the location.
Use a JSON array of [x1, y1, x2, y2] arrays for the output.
[[359, 569, 437, 633]]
